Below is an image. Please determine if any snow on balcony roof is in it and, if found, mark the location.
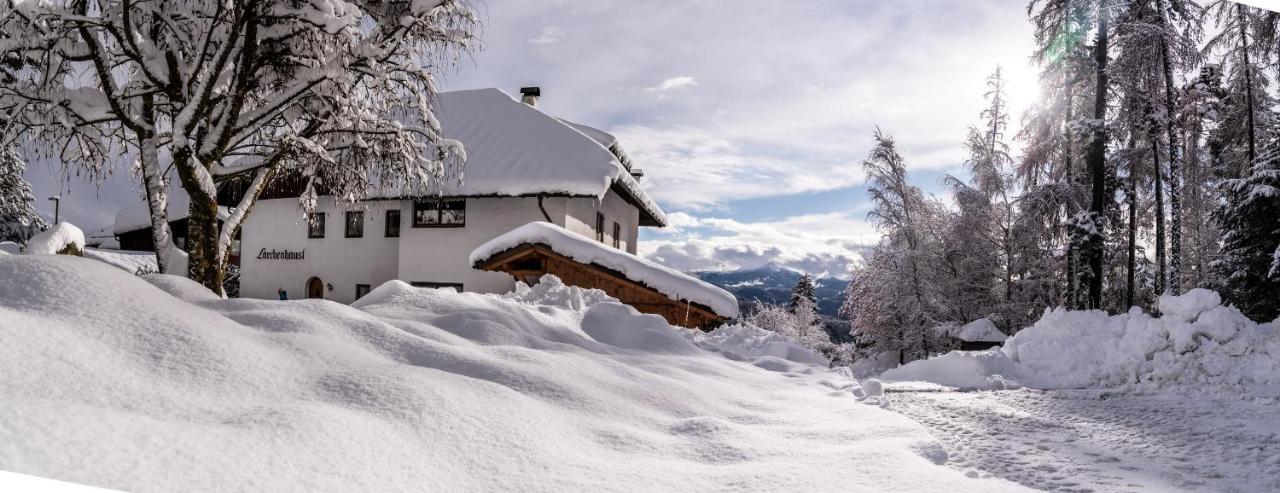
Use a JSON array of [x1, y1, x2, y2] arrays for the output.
[[470, 222, 738, 319], [427, 88, 665, 226]]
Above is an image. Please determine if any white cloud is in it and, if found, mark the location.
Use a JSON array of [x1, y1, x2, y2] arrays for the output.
[[527, 26, 563, 45], [446, 0, 1039, 210], [640, 211, 880, 279], [646, 76, 697, 92]]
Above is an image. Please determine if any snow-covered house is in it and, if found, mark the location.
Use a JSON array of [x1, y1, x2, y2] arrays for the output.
[[228, 87, 734, 326]]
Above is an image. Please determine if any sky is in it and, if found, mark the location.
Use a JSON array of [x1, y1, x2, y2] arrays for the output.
[[24, 0, 1042, 279]]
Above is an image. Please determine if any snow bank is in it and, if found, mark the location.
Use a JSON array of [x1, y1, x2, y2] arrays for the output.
[[24, 223, 84, 255], [471, 221, 739, 318], [882, 289, 1280, 393], [502, 274, 615, 311], [0, 255, 1020, 491], [83, 248, 159, 274], [684, 322, 829, 368], [0, 241, 18, 255]]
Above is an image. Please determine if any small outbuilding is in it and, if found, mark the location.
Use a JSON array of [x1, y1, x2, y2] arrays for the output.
[[939, 318, 1008, 351], [471, 222, 738, 330]]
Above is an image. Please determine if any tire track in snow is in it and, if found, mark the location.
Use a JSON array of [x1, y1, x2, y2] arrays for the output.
[[887, 388, 1280, 492]]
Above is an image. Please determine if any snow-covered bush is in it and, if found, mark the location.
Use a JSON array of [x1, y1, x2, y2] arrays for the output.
[[742, 300, 835, 361], [24, 223, 84, 256]]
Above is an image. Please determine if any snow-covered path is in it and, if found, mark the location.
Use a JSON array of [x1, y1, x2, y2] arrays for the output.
[[889, 388, 1280, 492]]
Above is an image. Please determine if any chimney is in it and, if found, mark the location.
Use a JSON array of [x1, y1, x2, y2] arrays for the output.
[[519, 86, 541, 107]]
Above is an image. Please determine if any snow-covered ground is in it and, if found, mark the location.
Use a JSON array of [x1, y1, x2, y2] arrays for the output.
[[889, 387, 1280, 492], [871, 288, 1280, 492], [0, 255, 1023, 492]]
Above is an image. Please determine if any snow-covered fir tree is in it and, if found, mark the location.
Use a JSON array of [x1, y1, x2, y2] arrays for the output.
[[0, 148, 47, 243], [788, 274, 818, 313], [1209, 140, 1280, 321]]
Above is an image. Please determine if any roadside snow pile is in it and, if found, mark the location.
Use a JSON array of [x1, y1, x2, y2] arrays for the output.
[[471, 221, 739, 318], [23, 222, 84, 255], [882, 289, 1280, 392], [0, 255, 1019, 491]]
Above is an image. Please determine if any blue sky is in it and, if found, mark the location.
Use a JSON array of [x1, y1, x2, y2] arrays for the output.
[[25, 0, 1040, 278]]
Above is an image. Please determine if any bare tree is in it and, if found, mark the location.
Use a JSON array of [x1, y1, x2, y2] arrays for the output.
[[1, 0, 476, 293]]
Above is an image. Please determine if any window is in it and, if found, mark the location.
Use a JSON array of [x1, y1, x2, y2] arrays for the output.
[[410, 281, 464, 291], [385, 210, 401, 237], [596, 212, 605, 242], [345, 211, 364, 238], [612, 222, 621, 249], [355, 284, 371, 300], [307, 213, 326, 238], [413, 198, 466, 227]]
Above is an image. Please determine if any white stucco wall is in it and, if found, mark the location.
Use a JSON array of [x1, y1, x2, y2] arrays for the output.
[[239, 197, 401, 303], [395, 196, 566, 294], [238, 188, 647, 302], [565, 189, 641, 254]]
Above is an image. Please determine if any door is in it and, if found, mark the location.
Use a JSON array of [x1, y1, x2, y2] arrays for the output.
[[306, 277, 324, 299]]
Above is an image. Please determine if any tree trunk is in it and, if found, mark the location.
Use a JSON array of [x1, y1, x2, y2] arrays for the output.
[[174, 151, 225, 295], [1153, 137, 1166, 296], [1157, 0, 1183, 294], [139, 93, 176, 274], [1127, 173, 1137, 308], [1239, 4, 1257, 168], [1064, 80, 1078, 309], [140, 137, 174, 274], [1124, 133, 1137, 308], [1085, 12, 1109, 310]]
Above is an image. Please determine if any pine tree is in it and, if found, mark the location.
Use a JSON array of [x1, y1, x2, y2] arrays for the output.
[[0, 148, 47, 244], [788, 274, 818, 313], [1210, 141, 1280, 321]]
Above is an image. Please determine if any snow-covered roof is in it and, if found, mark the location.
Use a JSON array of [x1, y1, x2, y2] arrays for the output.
[[470, 222, 738, 318], [114, 194, 231, 235], [426, 88, 664, 226], [946, 318, 1008, 343]]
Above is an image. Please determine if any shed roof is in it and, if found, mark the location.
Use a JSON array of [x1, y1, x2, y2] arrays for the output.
[[471, 222, 738, 319]]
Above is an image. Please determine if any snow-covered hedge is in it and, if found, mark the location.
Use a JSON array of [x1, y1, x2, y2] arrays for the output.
[[881, 289, 1280, 392]]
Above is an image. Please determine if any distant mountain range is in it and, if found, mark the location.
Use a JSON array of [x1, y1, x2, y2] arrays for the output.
[[694, 263, 849, 318]]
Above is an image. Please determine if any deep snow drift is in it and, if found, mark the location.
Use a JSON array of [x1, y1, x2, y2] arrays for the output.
[[0, 256, 1022, 492], [883, 289, 1280, 393]]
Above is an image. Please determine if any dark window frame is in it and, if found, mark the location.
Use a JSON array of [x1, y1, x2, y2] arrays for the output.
[[385, 209, 401, 237], [412, 198, 466, 228], [344, 210, 364, 238], [596, 212, 605, 242], [410, 281, 464, 291], [307, 212, 326, 238], [355, 284, 372, 300], [612, 222, 621, 249]]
